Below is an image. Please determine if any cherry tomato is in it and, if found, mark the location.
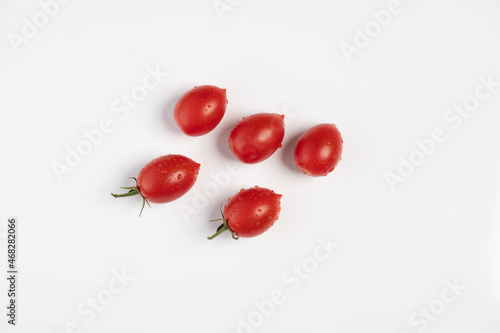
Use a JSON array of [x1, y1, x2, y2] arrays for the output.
[[294, 123, 343, 177], [174, 85, 227, 136], [208, 186, 282, 239], [111, 154, 200, 215], [228, 113, 285, 164]]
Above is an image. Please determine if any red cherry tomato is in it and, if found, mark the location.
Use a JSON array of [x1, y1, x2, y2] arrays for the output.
[[174, 85, 227, 136], [208, 186, 282, 239], [228, 113, 285, 164], [112, 154, 200, 215], [294, 123, 343, 177]]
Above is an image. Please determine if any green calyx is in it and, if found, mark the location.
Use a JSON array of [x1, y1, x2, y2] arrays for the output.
[[111, 177, 151, 217], [207, 205, 239, 240]]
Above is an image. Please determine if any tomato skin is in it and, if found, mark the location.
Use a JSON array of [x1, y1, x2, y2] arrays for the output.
[[294, 123, 343, 177], [137, 154, 200, 203], [223, 187, 282, 238], [229, 113, 285, 164], [174, 85, 227, 136]]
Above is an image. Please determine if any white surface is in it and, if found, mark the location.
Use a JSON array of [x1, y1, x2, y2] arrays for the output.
[[1, 0, 500, 332]]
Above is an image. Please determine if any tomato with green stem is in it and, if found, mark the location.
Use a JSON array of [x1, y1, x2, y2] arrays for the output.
[[111, 154, 200, 215], [208, 186, 282, 239]]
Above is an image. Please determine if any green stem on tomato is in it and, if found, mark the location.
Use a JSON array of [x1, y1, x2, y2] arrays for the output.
[[207, 223, 229, 240], [111, 177, 151, 217], [111, 188, 140, 198], [207, 216, 239, 240]]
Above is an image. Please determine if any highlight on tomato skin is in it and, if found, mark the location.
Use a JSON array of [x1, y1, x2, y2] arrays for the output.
[[111, 154, 200, 216], [174, 85, 228, 136], [208, 186, 282, 240], [228, 113, 285, 164], [294, 123, 343, 177]]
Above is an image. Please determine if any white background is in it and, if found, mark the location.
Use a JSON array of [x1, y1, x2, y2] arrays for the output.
[[1, 0, 500, 332]]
